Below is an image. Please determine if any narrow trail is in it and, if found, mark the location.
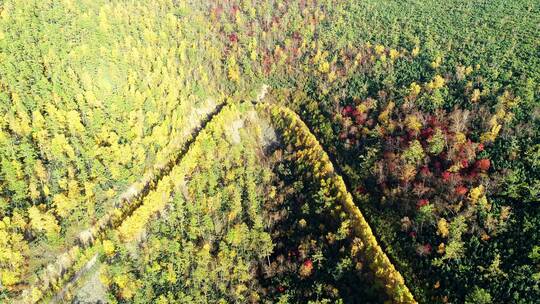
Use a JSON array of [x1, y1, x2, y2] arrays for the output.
[[52, 254, 99, 303], [19, 101, 227, 304], [24, 86, 413, 303]]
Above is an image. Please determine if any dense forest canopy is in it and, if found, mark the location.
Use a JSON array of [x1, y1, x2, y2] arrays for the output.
[[0, 0, 538, 303]]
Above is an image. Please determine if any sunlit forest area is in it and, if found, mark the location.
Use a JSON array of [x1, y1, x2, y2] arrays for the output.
[[0, 0, 538, 303]]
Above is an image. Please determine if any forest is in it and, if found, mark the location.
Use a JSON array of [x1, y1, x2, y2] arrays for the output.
[[0, 0, 538, 303]]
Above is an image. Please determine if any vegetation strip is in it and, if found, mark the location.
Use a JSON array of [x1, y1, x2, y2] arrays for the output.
[[17, 101, 226, 303], [258, 103, 416, 303]]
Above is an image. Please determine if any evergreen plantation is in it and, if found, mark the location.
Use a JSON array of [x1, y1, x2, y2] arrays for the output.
[[0, 0, 538, 303]]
